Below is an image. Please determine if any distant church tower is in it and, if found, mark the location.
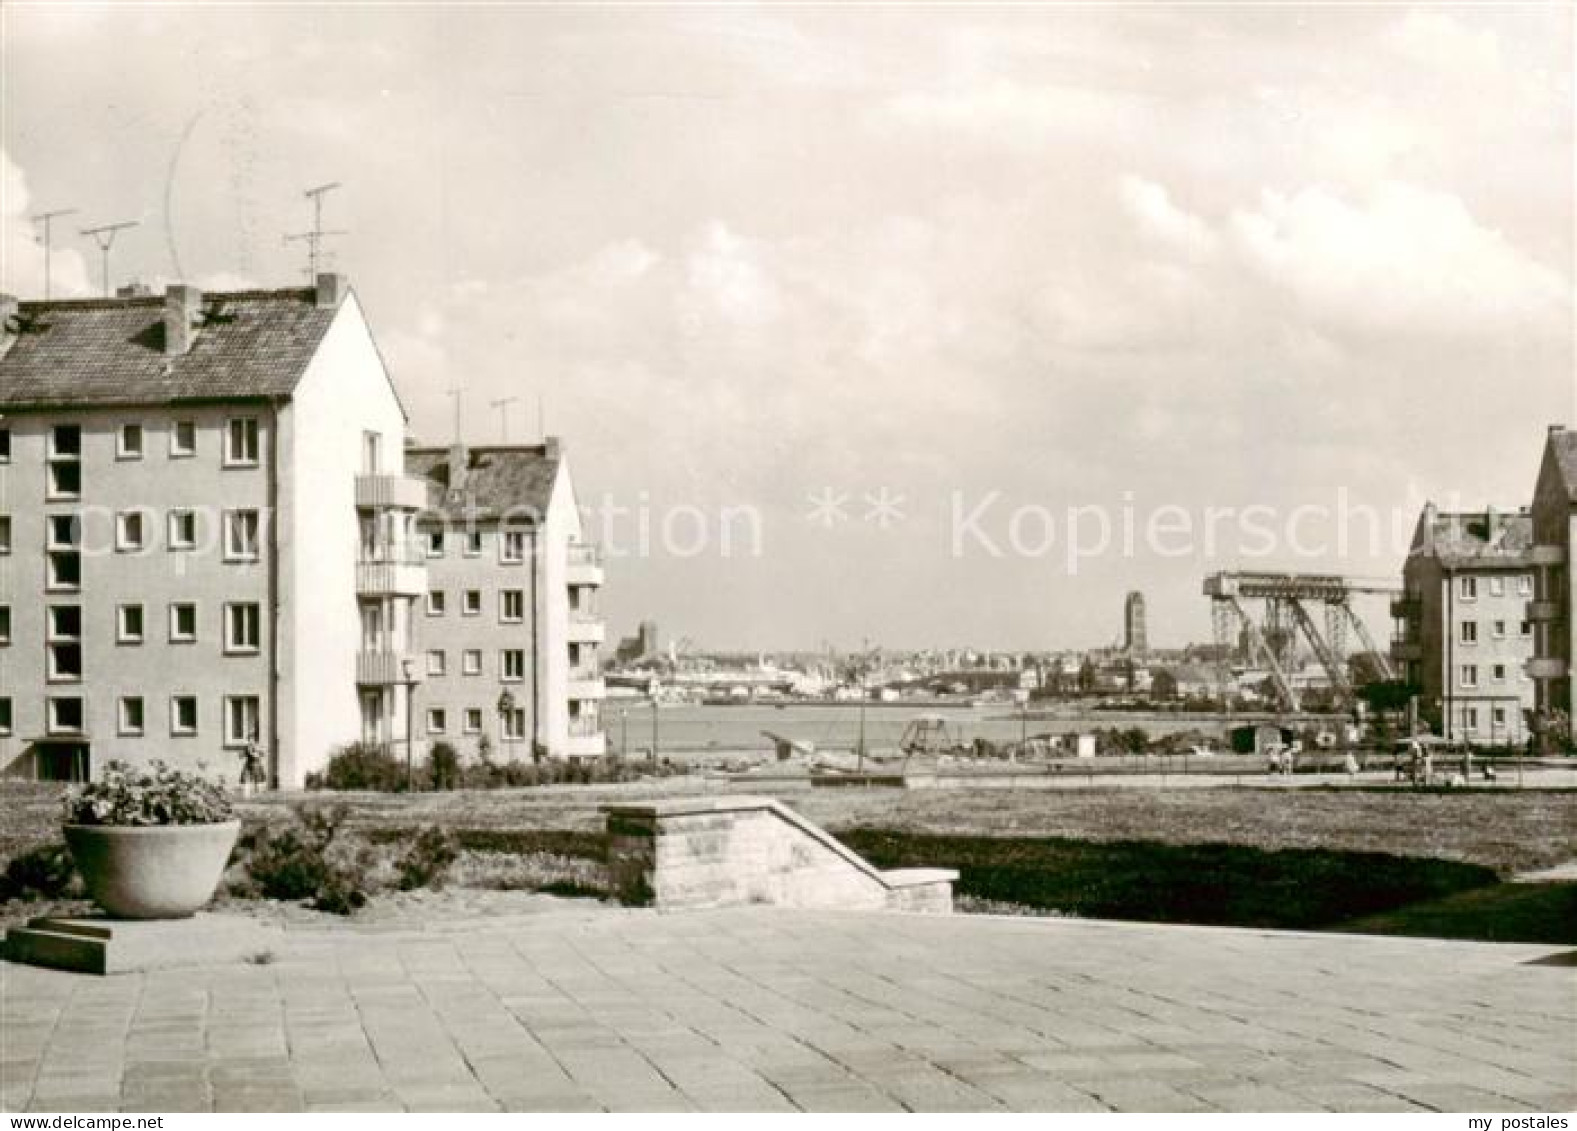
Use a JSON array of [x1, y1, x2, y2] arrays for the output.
[[1123, 591, 1148, 657]]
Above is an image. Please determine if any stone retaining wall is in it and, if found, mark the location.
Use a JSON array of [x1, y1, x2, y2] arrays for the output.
[[603, 796, 955, 913]]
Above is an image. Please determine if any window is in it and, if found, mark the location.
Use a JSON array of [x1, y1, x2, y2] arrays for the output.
[[0, 698, 10, 736], [501, 530, 526, 563], [50, 425, 81, 458], [1493, 664, 1507, 683], [169, 603, 197, 643], [1459, 576, 1478, 600], [501, 649, 525, 682], [46, 644, 86, 691], [464, 531, 483, 557], [225, 418, 260, 466], [1489, 576, 1505, 598], [168, 510, 197, 550], [1492, 619, 1507, 639], [225, 697, 260, 746], [501, 590, 524, 622], [427, 650, 447, 677], [1519, 575, 1533, 596], [118, 604, 144, 644], [0, 515, 10, 555], [426, 529, 444, 558], [171, 420, 197, 457], [47, 552, 81, 591], [171, 696, 198, 736], [48, 697, 84, 734], [0, 605, 9, 644], [1493, 706, 1508, 729], [1460, 621, 1478, 645], [0, 428, 9, 462], [119, 697, 145, 737], [1464, 707, 1479, 732], [225, 603, 261, 653], [462, 649, 482, 676], [1522, 620, 1533, 637], [463, 708, 483, 734], [426, 708, 447, 735], [362, 431, 382, 474], [426, 590, 446, 616], [501, 709, 526, 741], [46, 606, 80, 641], [47, 515, 79, 549], [47, 462, 81, 499], [1460, 664, 1479, 689], [116, 510, 146, 552], [463, 590, 482, 616], [224, 510, 261, 561], [118, 423, 143, 459]]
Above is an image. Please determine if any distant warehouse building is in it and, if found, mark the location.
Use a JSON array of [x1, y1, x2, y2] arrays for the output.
[[1392, 503, 1534, 745]]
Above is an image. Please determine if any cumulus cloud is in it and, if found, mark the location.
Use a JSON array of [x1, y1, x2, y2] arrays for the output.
[[0, 150, 93, 299], [1119, 176, 1214, 257]]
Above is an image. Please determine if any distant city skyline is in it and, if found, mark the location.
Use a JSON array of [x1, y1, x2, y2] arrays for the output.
[[4, 4, 1572, 648]]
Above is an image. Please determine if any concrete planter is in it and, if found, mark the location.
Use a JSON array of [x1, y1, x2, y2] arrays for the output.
[[63, 821, 241, 920]]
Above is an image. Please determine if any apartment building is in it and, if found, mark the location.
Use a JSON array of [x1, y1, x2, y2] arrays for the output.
[[0, 276, 426, 786], [1527, 423, 1577, 727], [405, 439, 606, 760], [1392, 503, 1534, 744]]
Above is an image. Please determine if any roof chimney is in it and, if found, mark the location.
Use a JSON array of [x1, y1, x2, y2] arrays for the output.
[[315, 273, 347, 310], [1551, 423, 1567, 434], [544, 435, 562, 461], [117, 282, 152, 298], [448, 442, 469, 496], [164, 284, 201, 356]]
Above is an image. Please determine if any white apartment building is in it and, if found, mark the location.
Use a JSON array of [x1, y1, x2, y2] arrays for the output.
[[0, 276, 426, 786]]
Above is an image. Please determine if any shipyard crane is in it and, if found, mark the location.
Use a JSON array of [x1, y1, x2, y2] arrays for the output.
[[1203, 571, 1399, 713]]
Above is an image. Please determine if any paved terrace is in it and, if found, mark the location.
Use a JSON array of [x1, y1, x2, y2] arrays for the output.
[[2, 907, 1573, 1113]]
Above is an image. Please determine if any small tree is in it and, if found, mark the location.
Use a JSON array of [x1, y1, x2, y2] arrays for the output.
[[428, 741, 460, 791]]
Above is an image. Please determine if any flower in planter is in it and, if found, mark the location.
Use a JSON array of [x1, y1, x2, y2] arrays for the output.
[[62, 760, 235, 827]]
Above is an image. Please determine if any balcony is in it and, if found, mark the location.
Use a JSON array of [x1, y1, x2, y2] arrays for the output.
[[566, 542, 604, 586], [1527, 599, 1561, 623], [1531, 544, 1566, 566], [564, 732, 607, 759], [355, 474, 429, 511], [1389, 596, 1420, 619], [567, 616, 606, 644], [567, 676, 606, 701], [1526, 656, 1568, 680], [357, 651, 420, 686], [1391, 641, 1422, 662], [356, 545, 425, 597]]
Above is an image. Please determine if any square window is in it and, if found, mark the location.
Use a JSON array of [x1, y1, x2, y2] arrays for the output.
[[427, 650, 447, 677], [48, 697, 84, 734], [118, 423, 143, 459], [225, 696, 260, 746], [0, 698, 11, 736], [463, 590, 482, 616], [1493, 706, 1508, 727], [501, 590, 524, 622], [50, 426, 81, 458], [119, 697, 145, 736], [170, 603, 197, 643], [426, 590, 446, 616], [464, 531, 483, 557], [1492, 619, 1506, 639], [47, 551, 81, 591], [171, 696, 198, 736], [225, 603, 261, 653], [463, 709, 483, 734], [224, 510, 260, 561], [462, 649, 482, 676], [501, 649, 525, 682], [1522, 620, 1533, 637], [171, 420, 197, 457], [426, 708, 447, 735], [501, 530, 525, 563], [1493, 664, 1507, 682], [225, 418, 260, 465], [426, 529, 445, 557], [169, 510, 197, 550], [116, 511, 146, 552], [0, 605, 9, 644], [47, 462, 81, 499], [46, 606, 80, 641], [47, 515, 79, 549], [118, 604, 144, 644]]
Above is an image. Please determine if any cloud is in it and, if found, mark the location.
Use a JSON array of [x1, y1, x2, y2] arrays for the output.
[[0, 150, 93, 299], [1119, 176, 1214, 257]]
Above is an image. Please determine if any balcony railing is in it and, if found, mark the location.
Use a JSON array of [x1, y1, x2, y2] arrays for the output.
[[357, 651, 420, 686], [1527, 599, 1561, 623], [567, 543, 602, 567], [359, 542, 425, 567], [356, 555, 426, 597], [567, 719, 604, 739], [355, 474, 429, 511], [1389, 596, 1420, 619], [1531, 544, 1566, 566], [1526, 656, 1568, 680], [567, 542, 604, 586]]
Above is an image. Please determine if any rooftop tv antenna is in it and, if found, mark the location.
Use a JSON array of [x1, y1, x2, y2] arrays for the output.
[[490, 397, 520, 443], [80, 220, 139, 297], [283, 182, 347, 279], [31, 208, 77, 299]]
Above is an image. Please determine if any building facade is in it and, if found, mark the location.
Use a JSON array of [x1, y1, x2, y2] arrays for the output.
[[1526, 424, 1577, 727], [1392, 503, 1535, 744], [1122, 591, 1147, 657], [406, 439, 606, 761], [0, 276, 426, 786]]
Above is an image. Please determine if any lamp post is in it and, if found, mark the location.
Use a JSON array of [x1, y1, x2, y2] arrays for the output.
[[497, 688, 516, 757], [400, 658, 416, 792]]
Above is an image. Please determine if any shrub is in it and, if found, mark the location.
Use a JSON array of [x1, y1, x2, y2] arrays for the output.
[[394, 826, 457, 891], [62, 760, 234, 826], [428, 742, 460, 791], [0, 843, 81, 902], [239, 805, 375, 914], [309, 742, 408, 792]]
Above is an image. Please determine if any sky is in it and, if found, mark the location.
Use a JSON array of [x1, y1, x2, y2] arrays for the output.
[[2, 2, 1573, 651]]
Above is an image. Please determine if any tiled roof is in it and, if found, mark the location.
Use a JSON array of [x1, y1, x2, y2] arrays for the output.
[[0, 288, 337, 408], [1422, 510, 1533, 568], [1549, 430, 1577, 501], [406, 444, 560, 521]]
